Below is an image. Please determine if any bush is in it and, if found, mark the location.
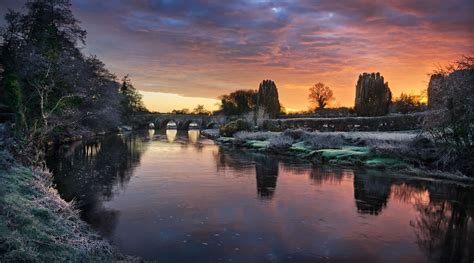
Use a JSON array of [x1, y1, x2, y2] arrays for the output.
[[424, 58, 474, 175], [268, 135, 294, 152], [391, 93, 426, 114], [301, 132, 346, 149], [282, 129, 306, 140], [234, 131, 276, 141], [219, 119, 252, 137]]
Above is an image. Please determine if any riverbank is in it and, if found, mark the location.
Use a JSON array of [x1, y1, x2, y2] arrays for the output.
[[203, 129, 474, 183], [0, 125, 134, 262]]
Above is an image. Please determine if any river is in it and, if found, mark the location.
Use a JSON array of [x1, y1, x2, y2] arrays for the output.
[[46, 130, 474, 262]]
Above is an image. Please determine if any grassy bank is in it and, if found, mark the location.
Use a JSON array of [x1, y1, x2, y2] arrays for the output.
[[0, 149, 132, 262], [213, 129, 474, 183]]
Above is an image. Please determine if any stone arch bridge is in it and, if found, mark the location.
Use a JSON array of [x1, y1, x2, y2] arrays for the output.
[[135, 113, 222, 130]]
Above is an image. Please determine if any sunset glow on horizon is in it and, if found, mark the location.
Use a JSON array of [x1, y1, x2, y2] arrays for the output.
[[2, 0, 472, 112]]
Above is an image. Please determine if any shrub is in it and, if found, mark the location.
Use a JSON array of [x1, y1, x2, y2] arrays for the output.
[[282, 129, 306, 140], [391, 93, 427, 113], [219, 119, 252, 137], [234, 131, 276, 141], [301, 132, 346, 149], [268, 135, 294, 152], [423, 57, 473, 175]]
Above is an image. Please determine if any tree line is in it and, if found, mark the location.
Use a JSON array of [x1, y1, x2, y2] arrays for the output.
[[216, 76, 427, 118], [0, 0, 147, 156]]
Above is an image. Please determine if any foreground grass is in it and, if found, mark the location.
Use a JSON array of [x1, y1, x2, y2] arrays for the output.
[[0, 150, 132, 262]]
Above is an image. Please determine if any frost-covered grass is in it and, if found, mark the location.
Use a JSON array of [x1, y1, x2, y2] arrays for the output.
[[301, 132, 346, 149], [0, 150, 132, 262], [231, 130, 423, 152], [268, 135, 294, 151], [201, 128, 220, 138], [234, 131, 279, 141]]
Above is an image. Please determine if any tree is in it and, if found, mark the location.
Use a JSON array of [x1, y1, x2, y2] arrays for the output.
[[256, 80, 280, 118], [219, 89, 257, 116], [193, 104, 210, 115], [354, 72, 392, 116], [120, 75, 147, 121], [308, 82, 334, 110], [423, 56, 473, 174], [391, 92, 425, 114], [0, 0, 88, 138], [171, 108, 189, 114]]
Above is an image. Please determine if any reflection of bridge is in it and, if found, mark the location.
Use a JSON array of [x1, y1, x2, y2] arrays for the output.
[[136, 113, 221, 130]]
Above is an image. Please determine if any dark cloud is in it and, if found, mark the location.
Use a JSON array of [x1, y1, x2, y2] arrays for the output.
[[0, 0, 472, 110]]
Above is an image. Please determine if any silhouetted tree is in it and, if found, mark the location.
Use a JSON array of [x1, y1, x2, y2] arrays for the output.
[[120, 75, 147, 122], [354, 72, 392, 116], [391, 92, 425, 113], [308, 82, 334, 110], [219, 89, 257, 115], [0, 0, 132, 161], [171, 108, 190, 114], [256, 80, 280, 118], [424, 56, 474, 175], [192, 104, 210, 115]]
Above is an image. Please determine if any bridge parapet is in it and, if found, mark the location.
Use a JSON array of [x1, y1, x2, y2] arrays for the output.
[[137, 113, 221, 130]]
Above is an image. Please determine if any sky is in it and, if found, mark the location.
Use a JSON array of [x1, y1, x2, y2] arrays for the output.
[[1, 0, 473, 112]]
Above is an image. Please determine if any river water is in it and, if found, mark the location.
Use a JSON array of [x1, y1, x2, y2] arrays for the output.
[[46, 130, 474, 262]]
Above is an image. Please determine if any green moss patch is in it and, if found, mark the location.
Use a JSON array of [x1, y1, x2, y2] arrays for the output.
[[217, 137, 235, 144], [365, 157, 407, 168], [245, 140, 270, 149], [289, 142, 317, 157], [318, 147, 370, 160]]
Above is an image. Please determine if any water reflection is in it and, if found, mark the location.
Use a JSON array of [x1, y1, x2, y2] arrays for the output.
[[353, 171, 392, 215], [188, 129, 200, 144], [148, 129, 155, 140], [166, 129, 177, 142], [46, 134, 148, 237], [254, 154, 279, 199], [409, 183, 474, 263], [47, 134, 474, 262]]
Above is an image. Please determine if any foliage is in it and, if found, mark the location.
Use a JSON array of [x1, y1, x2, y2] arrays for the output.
[[308, 82, 334, 110], [120, 75, 147, 122], [424, 56, 474, 175], [431, 55, 474, 76], [391, 93, 426, 114], [171, 108, 190, 114], [268, 135, 294, 152], [257, 80, 281, 119], [218, 89, 257, 116], [219, 119, 252, 136], [192, 104, 211, 115], [354, 72, 392, 116], [0, 0, 146, 162], [234, 131, 278, 142], [301, 132, 346, 149]]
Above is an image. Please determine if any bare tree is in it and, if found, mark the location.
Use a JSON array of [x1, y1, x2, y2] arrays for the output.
[[308, 82, 334, 110]]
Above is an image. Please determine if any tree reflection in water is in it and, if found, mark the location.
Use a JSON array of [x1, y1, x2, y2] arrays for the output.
[[46, 133, 148, 237], [216, 150, 280, 200], [353, 171, 393, 215], [47, 136, 473, 261], [254, 154, 279, 200], [406, 183, 474, 263]]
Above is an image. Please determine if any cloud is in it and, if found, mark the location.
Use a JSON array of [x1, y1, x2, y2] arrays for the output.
[[1, 0, 472, 111]]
